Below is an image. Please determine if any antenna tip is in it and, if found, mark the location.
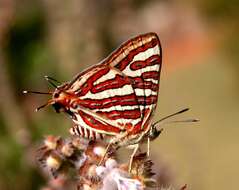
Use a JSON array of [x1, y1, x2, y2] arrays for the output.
[[44, 75, 49, 80], [178, 108, 190, 114], [35, 108, 39, 112], [22, 90, 28, 94], [193, 119, 200, 122]]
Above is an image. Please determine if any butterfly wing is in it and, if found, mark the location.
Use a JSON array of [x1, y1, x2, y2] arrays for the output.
[[68, 33, 162, 138], [68, 65, 141, 137], [106, 33, 162, 131]]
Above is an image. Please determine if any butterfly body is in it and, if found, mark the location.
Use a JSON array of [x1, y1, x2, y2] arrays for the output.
[[50, 33, 162, 148]]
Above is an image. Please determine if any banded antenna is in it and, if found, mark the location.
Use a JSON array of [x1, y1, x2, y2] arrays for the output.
[[152, 108, 199, 127]]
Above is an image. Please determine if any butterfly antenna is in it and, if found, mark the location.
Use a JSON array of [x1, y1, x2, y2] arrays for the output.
[[44, 76, 60, 84], [153, 108, 190, 126], [35, 100, 53, 112], [151, 108, 199, 139], [23, 90, 52, 95], [44, 76, 58, 88], [163, 118, 199, 124]]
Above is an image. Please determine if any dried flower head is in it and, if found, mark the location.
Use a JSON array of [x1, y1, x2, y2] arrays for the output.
[[46, 154, 62, 170], [37, 136, 167, 190], [44, 136, 60, 150]]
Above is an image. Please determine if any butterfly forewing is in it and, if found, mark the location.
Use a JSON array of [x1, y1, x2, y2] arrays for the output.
[[68, 33, 161, 139]]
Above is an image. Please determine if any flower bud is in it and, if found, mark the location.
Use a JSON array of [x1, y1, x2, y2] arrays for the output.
[[82, 184, 92, 190], [46, 155, 61, 170], [44, 136, 58, 150], [96, 166, 107, 177], [93, 146, 106, 157], [87, 164, 97, 178], [61, 143, 74, 157], [105, 158, 118, 169]]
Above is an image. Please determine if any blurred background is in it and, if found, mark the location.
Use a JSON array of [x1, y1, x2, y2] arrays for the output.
[[0, 0, 239, 189]]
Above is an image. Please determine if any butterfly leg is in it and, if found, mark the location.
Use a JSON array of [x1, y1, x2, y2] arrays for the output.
[[128, 143, 139, 172], [147, 137, 150, 157], [98, 142, 112, 166]]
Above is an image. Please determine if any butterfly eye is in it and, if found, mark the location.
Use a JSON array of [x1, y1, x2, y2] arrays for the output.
[[149, 126, 162, 140], [54, 93, 59, 98], [52, 102, 63, 113]]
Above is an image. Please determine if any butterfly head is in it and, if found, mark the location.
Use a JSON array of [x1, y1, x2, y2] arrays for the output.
[[50, 84, 76, 115], [23, 81, 75, 115], [51, 87, 67, 113]]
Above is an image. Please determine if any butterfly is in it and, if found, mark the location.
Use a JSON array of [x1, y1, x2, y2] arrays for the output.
[[24, 33, 197, 171]]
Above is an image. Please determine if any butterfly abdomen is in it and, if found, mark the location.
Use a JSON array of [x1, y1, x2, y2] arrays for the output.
[[70, 124, 105, 140]]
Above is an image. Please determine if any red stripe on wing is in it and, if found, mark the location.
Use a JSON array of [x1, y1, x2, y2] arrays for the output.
[[142, 71, 159, 80], [76, 67, 110, 96], [78, 110, 121, 134], [113, 38, 159, 71], [130, 55, 160, 71], [91, 75, 131, 93], [137, 95, 158, 105], [78, 94, 157, 110], [131, 77, 158, 91], [96, 109, 141, 120]]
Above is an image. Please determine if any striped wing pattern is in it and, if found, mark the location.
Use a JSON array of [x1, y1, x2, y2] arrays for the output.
[[68, 33, 162, 141]]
